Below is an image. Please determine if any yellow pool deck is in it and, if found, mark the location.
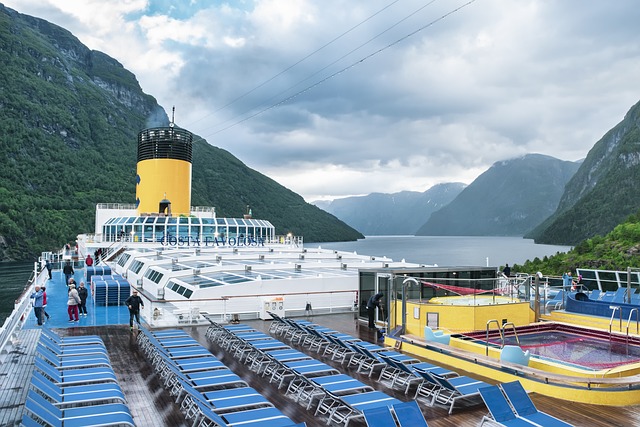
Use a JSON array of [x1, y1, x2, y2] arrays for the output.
[[389, 298, 640, 406]]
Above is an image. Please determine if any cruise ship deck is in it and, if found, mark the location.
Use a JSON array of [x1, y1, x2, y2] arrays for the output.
[[2, 266, 640, 426]]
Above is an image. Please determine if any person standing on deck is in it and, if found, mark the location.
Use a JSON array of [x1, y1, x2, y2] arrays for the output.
[[85, 254, 93, 267], [77, 282, 89, 316], [41, 286, 51, 322], [45, 259, 52, 280], [67, 283, 80, 322], [63, 261, 74, 286], [30, 285, 45, 326], [502, 264, 511, 277], [562, 271, 573, 290], [366, 292, 384, 329], [125, 290, 144, 331]]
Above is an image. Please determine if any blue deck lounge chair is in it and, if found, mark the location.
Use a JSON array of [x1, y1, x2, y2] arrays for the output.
[[41, 327, 103, 346], [478, 385, 537, 426], [500, 381, 574, 426], [392, 400, 428, 427], [30, 371, 127, 406], [363, 405, 397, 427], [195, 398, 303, 427], [428, 372, 488, 414], [35, 358, 118, 386], [25, 390, 135, 427], [544, 290, 565, 311]]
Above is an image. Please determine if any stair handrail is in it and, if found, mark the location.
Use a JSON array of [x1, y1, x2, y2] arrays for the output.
[[501, 322, 521, 347], [485, 319, 503, 356], [626, 308, 639, 353], [609, 305, 622, 339]]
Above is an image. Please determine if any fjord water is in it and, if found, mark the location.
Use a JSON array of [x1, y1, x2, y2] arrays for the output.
[[0, 260, 35, 325], [0, 236, 571, 324], [308, 235, 571, 267]]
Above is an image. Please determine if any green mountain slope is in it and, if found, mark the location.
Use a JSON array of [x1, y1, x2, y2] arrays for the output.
[[517, 210, 640, 274], [0, 5, 362, 261], [528, 100, 640, 245], [416, 154, 580, 236]]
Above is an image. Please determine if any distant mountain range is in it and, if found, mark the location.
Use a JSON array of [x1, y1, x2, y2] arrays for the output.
[[313, 183, 466, 235], [315, 100, 640, 246], [417, 154, 580, 236], [315, 155, 580, 237]]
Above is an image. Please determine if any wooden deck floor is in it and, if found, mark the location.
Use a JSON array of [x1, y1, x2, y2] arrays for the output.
[[2, 314, 640, 426]]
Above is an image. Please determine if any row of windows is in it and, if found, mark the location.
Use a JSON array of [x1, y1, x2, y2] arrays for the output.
[[167, 280, 194, 298], [104, 216, 272, 227]]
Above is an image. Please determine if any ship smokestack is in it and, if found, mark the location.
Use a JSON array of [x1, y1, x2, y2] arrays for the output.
[[135, 111, 193, 215]]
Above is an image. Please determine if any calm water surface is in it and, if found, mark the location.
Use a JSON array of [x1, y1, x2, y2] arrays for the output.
[[0, 236, 570, 324], [309, 235, 571, 267], [0, 260, 36, 325]]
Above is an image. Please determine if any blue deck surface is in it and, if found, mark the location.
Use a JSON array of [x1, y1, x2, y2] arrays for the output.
[[24, 268, 131, 329]]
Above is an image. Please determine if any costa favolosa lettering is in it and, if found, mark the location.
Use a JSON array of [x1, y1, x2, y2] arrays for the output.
[[160, 234, 266, 247]]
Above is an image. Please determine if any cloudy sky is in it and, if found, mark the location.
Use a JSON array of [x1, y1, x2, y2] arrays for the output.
[[6, 1, 640, 201]]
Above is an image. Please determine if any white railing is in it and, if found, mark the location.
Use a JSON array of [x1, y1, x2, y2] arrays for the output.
[[0, 263, 47, 362]]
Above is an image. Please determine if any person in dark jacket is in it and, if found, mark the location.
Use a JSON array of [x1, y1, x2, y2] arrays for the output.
[[77, 282, 89, 316], [124, 289, 144, 330], [45, 260, 52, 280], [502, 263, 511, 277], [366, 292, 384, 329], [62, 261, 74, 286]]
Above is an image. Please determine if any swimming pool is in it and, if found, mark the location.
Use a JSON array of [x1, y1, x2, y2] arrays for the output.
[[459, 323, 640, 370]]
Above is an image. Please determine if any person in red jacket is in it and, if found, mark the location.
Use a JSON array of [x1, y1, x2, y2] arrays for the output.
[[85, 254, 93, 267], [41, 286, 51, 322]]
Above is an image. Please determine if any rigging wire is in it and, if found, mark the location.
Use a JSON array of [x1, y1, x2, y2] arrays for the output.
[[196, 0, 442, 137], [186, 0, 402, 128], [189, 0, 477, 142]]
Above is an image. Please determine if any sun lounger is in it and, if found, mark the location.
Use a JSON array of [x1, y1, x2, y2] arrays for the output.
[[195, 398, 302, 427], [25, 390, 135, 427], [176, 378, 273, 415], [30, 371, 127, 407], [31, 372, 126, 408], [41, 327, 103, 346], [36, 344, 112, 370], [377, 354, 424, 394], [427, 372, 487, 414], [363, 405, 397, 427], [500, 381, 574, 426], [393, 400, 428, 427], [38, 337, 108, 356], [35, 358, 118, 386], [478, 385, 537, 426]]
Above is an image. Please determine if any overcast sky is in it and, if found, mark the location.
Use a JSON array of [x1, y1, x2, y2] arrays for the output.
[[6, 1, 640, 201]]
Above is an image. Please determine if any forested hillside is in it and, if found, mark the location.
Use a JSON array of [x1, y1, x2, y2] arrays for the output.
[[516, 210, 640, 274], [0, 5, 362, 261], [528, 100, 640, 245]]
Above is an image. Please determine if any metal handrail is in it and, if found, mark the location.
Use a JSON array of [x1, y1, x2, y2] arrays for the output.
[[609, 306, 622, 339], [485, 319, 503, 356], [626, 308, 639, 353], [502, 322, 521, 347]]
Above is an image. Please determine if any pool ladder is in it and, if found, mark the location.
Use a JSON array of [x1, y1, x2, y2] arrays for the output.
[[485, 319, 520, 356], [609, 307, 640, 353]]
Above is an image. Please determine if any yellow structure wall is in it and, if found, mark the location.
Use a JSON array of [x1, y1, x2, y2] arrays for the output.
[[397, 300, 533, 335], [136, 159, 192, 215]]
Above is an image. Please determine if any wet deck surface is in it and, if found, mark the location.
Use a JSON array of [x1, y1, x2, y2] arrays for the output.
[[3, 313, 640, 426]]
